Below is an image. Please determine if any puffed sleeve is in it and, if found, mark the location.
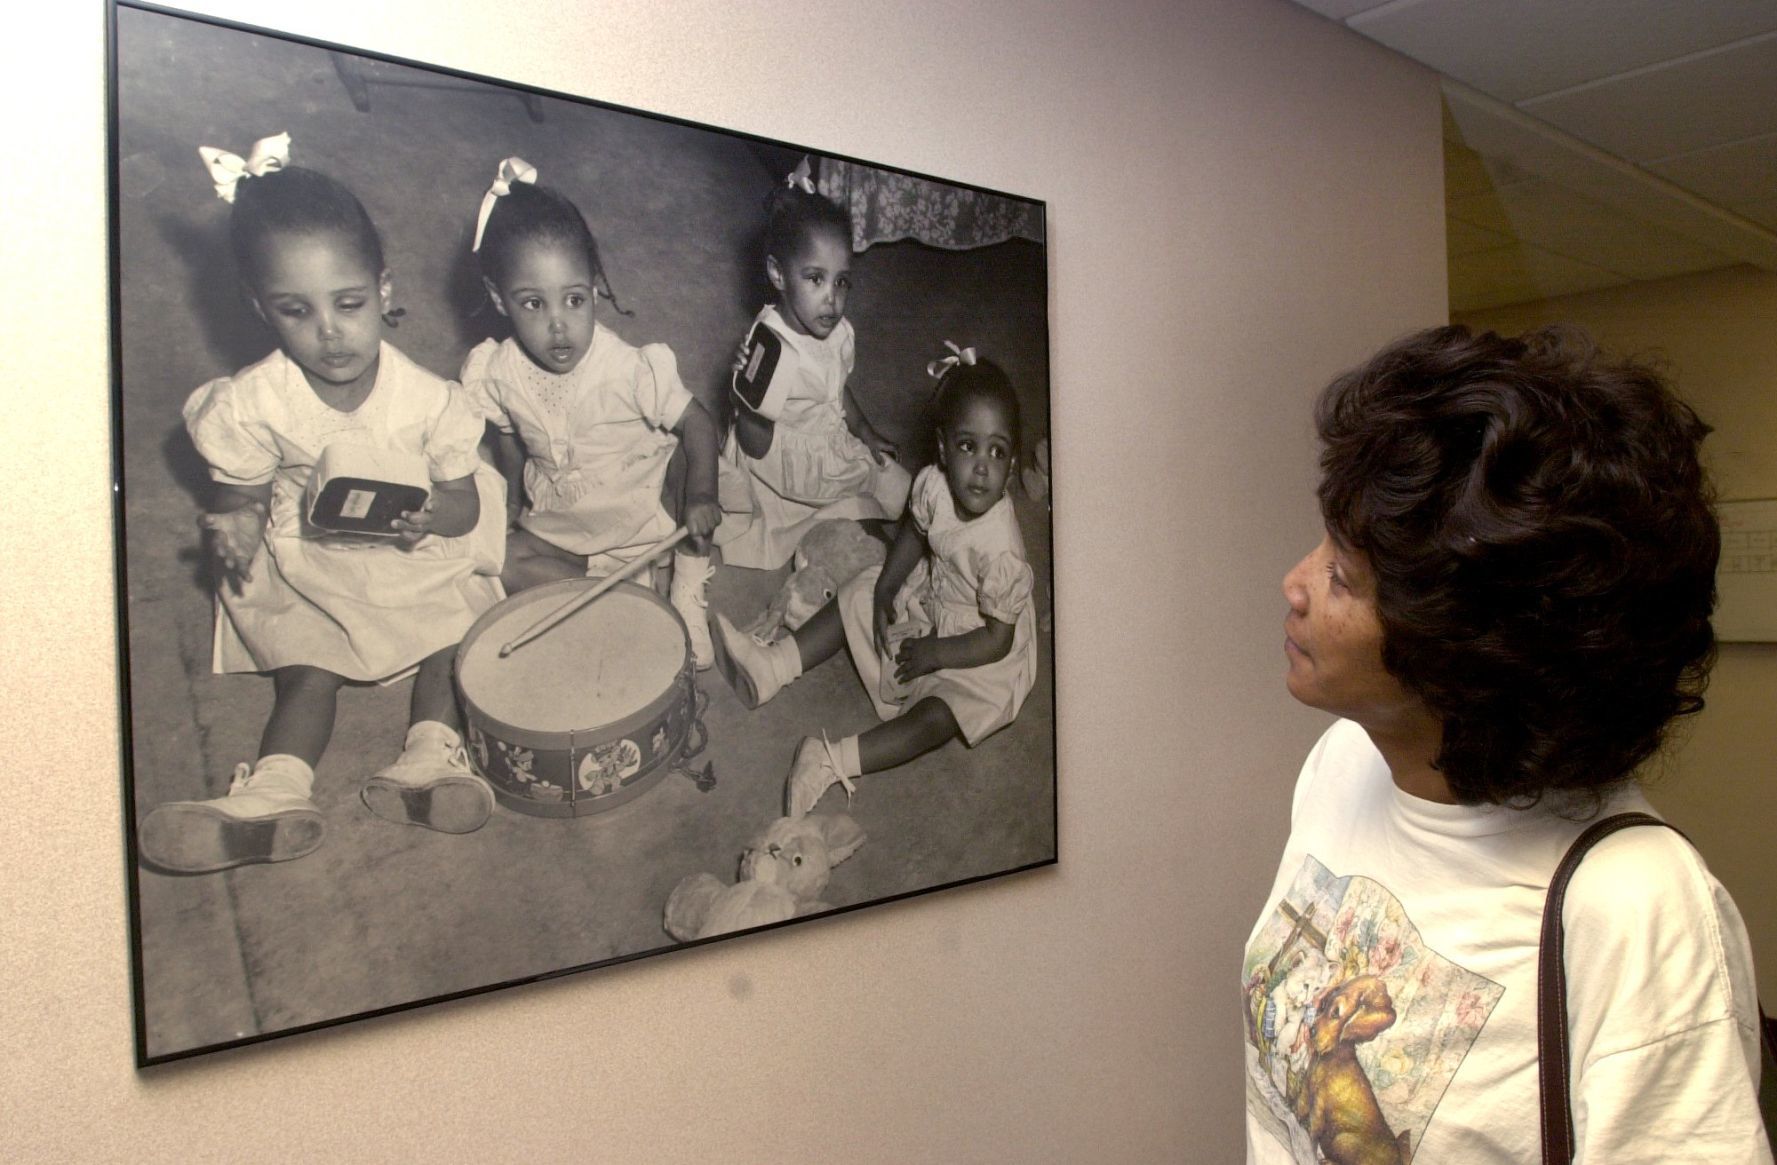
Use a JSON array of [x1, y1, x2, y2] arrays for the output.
[[976, 551, 1034, 626], [629, 342, 695, 432], [182, 376, 279, 487], [422, 382, 487, 482], [909, 464, 944, 536], [458, 339, 513, 432]]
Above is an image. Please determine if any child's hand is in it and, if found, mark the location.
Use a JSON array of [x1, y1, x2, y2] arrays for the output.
[[392, 497, 439, 545], [730, 339, 751, 375], [200, 504, 267, 589], [894, 631, 944, 683], [872, 594, 897, 657], [683, 494, 721, 540]]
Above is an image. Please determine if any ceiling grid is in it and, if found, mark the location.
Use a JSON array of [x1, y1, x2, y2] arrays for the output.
[[1289, 0, 1777, 310]]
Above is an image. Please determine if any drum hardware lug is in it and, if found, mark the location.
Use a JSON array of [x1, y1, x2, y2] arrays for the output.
[[672, 684, 715, 792]]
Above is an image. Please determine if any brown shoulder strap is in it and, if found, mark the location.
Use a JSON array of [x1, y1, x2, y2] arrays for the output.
[[1537, 811, 1678, 1164]]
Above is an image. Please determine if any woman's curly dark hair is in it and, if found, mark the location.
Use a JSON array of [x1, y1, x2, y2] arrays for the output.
[[1316, 324, 1718, 807]]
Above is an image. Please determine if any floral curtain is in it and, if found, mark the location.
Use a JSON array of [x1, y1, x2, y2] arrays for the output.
[[817, 158, 1045, 253]]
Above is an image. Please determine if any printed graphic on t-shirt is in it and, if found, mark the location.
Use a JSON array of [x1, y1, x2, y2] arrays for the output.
[[1242, 856, 1504, 1163]]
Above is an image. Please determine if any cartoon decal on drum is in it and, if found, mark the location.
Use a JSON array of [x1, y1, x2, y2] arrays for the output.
[[456, 579, 709, 817]]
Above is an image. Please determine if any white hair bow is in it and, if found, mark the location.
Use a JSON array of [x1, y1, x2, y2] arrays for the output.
[[785, 156, 815, 194], [472, 156, 539, 252], [198, 132, 291, 203], [926, 341, 978, 380]]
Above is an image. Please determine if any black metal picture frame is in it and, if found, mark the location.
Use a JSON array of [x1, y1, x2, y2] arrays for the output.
[[111, 0, 1056, 1065]]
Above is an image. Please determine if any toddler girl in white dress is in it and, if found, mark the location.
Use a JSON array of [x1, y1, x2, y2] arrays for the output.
[[714, 353, 1038, 816], [139, 137, 505, 874]]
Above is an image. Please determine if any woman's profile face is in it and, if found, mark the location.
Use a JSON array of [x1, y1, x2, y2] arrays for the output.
[[1281, 534, 1419, 725]]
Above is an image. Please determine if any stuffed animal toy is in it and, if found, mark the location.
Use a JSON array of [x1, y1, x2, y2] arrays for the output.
[[745, 519, 887, 644], [664, 812, 866, 942]]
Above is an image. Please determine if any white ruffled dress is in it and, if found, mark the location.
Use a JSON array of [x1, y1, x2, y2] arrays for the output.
[[183, 343, 506, 682], [837, 465, 1037, 744]]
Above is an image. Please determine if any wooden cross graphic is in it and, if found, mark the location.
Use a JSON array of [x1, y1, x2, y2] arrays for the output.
[[1267, 897, 1329, 976]]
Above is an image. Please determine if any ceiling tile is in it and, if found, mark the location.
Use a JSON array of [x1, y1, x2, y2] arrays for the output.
[[1444, 137, 1535, 198], [1737, 197, 1777, 232], [1645, 133, 1777, 206], [1289, 0, 1397, 21], [1521, 33, 1777, 162], [1451, 178, 1732, 279], [1450, 241, 1626, 312], [1353, 0, 1777, 104], [1447, 218, 1513, 257]]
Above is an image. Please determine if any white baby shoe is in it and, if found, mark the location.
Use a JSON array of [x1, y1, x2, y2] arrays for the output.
[[138, 754, 324, 874], [670, 551, 716, 670], [362, 721, 494, 834]]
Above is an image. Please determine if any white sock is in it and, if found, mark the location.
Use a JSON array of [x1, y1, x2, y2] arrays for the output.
[[834, 734, 862, 780], [247, 753, 315, 795], [772, 636, 803, 688], [407, 720, 460, 749], [673, 550, 711, 579]]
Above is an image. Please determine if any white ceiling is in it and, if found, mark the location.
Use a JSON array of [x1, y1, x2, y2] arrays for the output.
[[1289, 0, 1777, 311]]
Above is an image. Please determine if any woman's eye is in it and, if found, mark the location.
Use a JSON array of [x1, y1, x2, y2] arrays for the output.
[[566, 293, 586, 308], [277, 306, 307, 319], [519, 297, 542, 311], [836, 276, 851, 291], [1326, 563, 1346, 591], [337, 299, 364, 312]]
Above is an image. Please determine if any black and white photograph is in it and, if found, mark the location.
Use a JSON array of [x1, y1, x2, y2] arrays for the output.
[[112, 0, 1056, 1064]]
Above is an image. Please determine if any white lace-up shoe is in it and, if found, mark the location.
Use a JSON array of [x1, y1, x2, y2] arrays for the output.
[[670, 552, 716, 670], [362, 722, 494, 834], [785, 734, 856, 818], [138, 755, 324, 874], [711, 611, 795, 708]]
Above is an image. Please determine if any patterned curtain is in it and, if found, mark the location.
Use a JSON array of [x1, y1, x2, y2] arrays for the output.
[[818, 158, 1045, 253]]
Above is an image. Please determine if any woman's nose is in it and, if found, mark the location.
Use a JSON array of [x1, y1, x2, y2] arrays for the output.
[[1282, 555, 1310, 610]]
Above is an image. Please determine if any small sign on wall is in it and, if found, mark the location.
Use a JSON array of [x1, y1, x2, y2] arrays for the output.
[[1717, 498, 1777, 642]]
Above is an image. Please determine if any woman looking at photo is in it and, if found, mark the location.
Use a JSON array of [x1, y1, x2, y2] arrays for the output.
[[1243, 325, 1769, 1163]]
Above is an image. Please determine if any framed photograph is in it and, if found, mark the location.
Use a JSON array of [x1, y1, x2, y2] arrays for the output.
[[111, 1, 1056, 1064]]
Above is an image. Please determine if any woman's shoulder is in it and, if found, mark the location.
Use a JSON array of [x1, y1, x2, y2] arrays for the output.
[[1561, 806, 1757, 1043]]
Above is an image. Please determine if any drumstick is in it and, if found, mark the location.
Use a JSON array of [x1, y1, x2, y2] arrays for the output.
[[498, 526, 691, 657]]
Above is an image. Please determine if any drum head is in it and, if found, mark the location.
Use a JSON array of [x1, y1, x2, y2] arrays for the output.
[[459, 582, 687, 734]]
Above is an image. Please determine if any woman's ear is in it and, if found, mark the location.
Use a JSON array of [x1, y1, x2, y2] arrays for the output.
[[933, 426, 947, 469], [764, 254, 786, 293], [378, 269, 394, 313], [481, 275, 508, 317]]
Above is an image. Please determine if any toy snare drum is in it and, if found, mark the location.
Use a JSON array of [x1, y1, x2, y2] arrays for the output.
[[456, 580, 705, 818]]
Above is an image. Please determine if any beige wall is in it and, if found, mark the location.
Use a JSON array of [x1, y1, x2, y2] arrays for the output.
[[1458, 265, 1777, 1001], [0, 1, 1443, 1159]]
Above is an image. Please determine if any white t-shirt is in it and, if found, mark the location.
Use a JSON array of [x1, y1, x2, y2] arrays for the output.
[[1243, 719, 1768, 1164]]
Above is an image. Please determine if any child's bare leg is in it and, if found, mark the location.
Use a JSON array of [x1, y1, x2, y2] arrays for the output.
[[502, 526, 587, 593], [409, 645, 460, 731], [260, 664, 346, 766], [791, 599, 848, 673], [857, 697, 961, 772], [787, 698, 962, 816]]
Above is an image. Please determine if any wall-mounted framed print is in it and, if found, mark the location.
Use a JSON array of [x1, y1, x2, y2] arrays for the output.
[[110, 0, 1055, 1065]]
